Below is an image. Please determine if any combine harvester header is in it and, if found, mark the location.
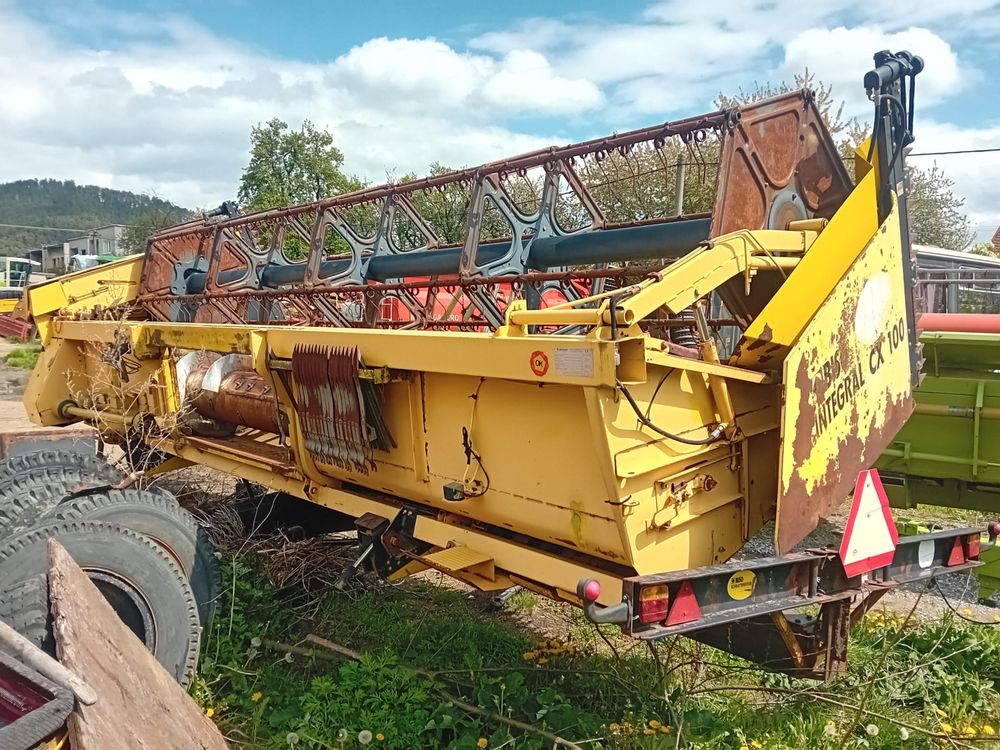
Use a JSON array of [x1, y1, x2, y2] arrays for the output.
[[20, 50, 985, 678]]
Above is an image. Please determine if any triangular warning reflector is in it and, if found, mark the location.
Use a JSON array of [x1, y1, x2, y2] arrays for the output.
[[945, 537, 966, 567], [839, 470, 899, 577], [665, 580, 701, 626]]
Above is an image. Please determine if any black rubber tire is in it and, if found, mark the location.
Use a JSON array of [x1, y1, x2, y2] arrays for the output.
[[0, 449, 122, 483], [0, 520, 201, 685], [43, 489, 220, 627], [0, 467, 118, 536], [0, 573, 53, 653]]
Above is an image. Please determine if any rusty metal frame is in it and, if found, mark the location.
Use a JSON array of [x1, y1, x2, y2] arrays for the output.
[[135, 90, 850, 332]]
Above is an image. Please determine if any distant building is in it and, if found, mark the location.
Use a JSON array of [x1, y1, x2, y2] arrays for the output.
[[993, 225, 1000, 254], [915, 243, 1000, 314], [31, 224, 127, 274]]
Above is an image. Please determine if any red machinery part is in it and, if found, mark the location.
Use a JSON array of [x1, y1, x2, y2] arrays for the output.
[[917, 313, 1000, 334]]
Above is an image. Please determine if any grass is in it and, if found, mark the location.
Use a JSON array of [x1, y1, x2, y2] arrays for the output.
[[4, 345, 40, 369], [195, 555, 1000, 750]]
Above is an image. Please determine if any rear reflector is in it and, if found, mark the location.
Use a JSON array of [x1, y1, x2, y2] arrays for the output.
[[665, 579, 702, 626], [946, 536, 966, 567], [638, 584, 669, 623], [967, 534, 981, 560]]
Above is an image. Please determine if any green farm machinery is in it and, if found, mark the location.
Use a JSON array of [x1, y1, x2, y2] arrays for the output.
[[877, 249, 1000, 599]]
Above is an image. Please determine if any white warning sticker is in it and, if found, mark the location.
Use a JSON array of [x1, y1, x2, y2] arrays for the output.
[[554, 348, 594, 378]]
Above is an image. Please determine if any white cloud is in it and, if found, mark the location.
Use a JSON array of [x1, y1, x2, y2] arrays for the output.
[[0, 7, 596, 209], [781, 26, 964, 114], [0, 0, 994, 239], [910, 121, 1000, 241]]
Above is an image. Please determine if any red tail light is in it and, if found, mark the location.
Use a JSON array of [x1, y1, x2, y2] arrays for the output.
[[967, 534, 981, 560], [638, 584, 669, 623]]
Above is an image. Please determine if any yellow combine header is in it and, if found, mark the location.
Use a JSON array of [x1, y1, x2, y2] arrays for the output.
[[17, 50, 985, 677]]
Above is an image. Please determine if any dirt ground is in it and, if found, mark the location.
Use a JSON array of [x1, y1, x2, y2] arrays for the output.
[[0, 340, 37, 431]]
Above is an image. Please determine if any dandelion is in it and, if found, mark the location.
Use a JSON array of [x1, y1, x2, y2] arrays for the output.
[[750, 741, 763, 749], [251, 691, 262, 702], [205, 707, 215, 718], [643, 728, 656, 735], [286, 733, 299, 747], [962, 608, 973, 616], [376, 733, 385, 741], [522, 651, 537, 661], [961, 726, 976, 736], [336, 729, 349, 741], [983, 725, 996, 736], [358, 730, 373, 745], [649, 720, 662, 729], [865, 724, 879, 736], [536, 657, 549, 665], [250, 637, 262, 647], [659, 725, 671, 734], [899, 727, 910, 741], [609, 723, 621, 733], [477, 739, 488, 749], [941, 723, 953, 734]]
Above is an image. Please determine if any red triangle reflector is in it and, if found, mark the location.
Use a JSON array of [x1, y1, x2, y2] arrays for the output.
[[665, 580, 701, 626], [946, 537, 966, 566]]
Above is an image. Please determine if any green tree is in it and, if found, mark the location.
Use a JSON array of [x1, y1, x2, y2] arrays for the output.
[[238, 119, 363, 259], [238, 119, 360, 212], [908, 164, 975, 250], [120, 208, 191, 253], [968, 241, 999, 258]]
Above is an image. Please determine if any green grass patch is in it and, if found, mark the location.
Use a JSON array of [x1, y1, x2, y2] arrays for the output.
[[196, 556, 1000, 749], [4, 345, 40, 369]]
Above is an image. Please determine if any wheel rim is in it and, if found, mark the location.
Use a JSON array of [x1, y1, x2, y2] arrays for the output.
[[86, 569, 157, 652]]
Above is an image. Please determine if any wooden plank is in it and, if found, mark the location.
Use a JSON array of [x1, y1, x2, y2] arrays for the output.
[[47, 539, 228, 750]]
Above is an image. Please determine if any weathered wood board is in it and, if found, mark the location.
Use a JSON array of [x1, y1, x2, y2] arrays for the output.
[[47, 539, 227, 750]]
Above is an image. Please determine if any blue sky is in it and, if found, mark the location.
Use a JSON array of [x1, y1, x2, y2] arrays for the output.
[[3, 0, 1000, 242]]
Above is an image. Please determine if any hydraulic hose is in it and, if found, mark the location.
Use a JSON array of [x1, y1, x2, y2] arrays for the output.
[[616, 379, 726, 446]]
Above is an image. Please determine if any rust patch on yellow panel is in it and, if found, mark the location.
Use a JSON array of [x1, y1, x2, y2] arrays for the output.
[[776, 204, 914, 553]]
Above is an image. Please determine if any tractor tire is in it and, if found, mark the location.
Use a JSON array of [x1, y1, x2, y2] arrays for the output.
[[0, 573, 53, 653], [42, 489, 220, 627], [0, 449, 122, 483], [0, 467, 118, 537], [0, 520, 201, 686]]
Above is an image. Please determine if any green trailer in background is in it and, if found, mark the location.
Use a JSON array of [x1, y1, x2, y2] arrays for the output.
[[876, 315, 1000, 600]]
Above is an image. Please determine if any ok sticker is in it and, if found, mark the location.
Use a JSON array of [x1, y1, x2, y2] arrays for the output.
[[530, 350, 549, 377]]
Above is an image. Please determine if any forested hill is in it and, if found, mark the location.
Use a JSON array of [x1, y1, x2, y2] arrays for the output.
[[0, 179, 189, 255]]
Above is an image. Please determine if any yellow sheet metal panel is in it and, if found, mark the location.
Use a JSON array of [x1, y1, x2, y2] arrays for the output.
[[732, 170, 879, 369], [46, 313, 776, 577], [776, 202, 914, 553], [27, 254, 144, 344]]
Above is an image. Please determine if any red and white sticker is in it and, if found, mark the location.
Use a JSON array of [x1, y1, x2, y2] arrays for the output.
[[529, 350, 549, 377]]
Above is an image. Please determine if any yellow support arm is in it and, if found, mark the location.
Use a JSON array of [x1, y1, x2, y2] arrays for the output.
[[505, 228, 817, 330]]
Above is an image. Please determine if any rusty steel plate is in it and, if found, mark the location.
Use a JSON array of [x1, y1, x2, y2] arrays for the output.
[[712, 91, 853, 327], [776, 205, 915, 554]]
